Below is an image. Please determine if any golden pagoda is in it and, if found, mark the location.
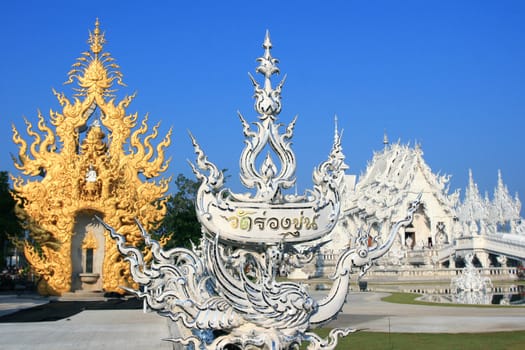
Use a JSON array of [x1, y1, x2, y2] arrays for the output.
[[11, 20, 172, 296]]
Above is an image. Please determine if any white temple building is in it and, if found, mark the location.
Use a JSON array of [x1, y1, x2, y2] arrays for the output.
[[310, 136, 525, 283]]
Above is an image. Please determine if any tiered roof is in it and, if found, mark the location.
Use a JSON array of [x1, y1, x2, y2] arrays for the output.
[[348, 141, 458, 220]]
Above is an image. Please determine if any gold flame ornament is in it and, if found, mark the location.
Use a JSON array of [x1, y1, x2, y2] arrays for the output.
[[11, 20, 172, 296]]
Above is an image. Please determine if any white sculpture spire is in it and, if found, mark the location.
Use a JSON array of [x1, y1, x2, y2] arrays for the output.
[[492, 170, 520, 225], [328, 115, 349, 189], [188, 31, 350, 243], [514, 192, 521, 217], [383, 129, 389, 147], [249, 30, 286, 119], [457, 170, 488, 235], [334, 114, 339, 142], [456, 169, 524, 235]]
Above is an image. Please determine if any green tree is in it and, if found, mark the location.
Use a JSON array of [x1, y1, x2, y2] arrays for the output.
[[156, 170, 230, 249], [0, 171, 24, 269], [157, 173, 202, 248]]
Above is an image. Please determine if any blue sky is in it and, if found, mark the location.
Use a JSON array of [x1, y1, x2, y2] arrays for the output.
[[0, 1, 523, 211]]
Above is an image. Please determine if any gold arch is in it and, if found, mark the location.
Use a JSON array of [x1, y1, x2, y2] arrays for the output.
[[11, 20, 172, 295]]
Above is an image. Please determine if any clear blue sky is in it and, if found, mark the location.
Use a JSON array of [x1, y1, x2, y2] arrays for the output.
[[0, 1, 523, 211]]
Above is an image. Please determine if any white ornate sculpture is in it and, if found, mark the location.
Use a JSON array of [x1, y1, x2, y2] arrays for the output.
[[451, 253, 493, 304], [101, 31, 420, 350]]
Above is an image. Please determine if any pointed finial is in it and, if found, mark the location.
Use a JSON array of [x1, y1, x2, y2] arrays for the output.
[[256, 30, 280, 84], [334, 115, 339, 141], [383, 129, 389, 147], [468, 169, 475, 186], [250, 30, 285, 118], [89, 18, 106, 56], [263, 30, 272, 53]]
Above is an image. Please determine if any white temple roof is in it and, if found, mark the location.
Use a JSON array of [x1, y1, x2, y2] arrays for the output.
[[346, 141, 459, 220]]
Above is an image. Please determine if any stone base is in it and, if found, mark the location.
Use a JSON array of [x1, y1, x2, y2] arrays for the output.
[[78, 273, 101, 292], [58, 291, 106, 301]]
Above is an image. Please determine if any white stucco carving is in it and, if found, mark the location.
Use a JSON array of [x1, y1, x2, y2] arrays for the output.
[[104, 32, 419, 350]]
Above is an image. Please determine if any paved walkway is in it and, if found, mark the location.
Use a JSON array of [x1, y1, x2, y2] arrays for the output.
[[0, 294, 172, 350], [0, 294, 49, 318], [0, 292, 524, 349], [329, 292, 525, 333]]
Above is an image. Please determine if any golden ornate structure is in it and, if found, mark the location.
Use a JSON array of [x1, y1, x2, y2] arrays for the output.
[[11, 19, 172, 296], [82, 228, 98, 250]]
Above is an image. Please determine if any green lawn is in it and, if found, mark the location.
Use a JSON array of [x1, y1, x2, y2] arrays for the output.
[[381, 292, 424, 304], [301, 329, 525, 350], [381, 292, 525, 308], [298, 291, 525, 349]]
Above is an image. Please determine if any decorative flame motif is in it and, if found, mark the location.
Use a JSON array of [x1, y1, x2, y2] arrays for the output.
[[107, 31, 421, 349], [11, 20, 172, 295]]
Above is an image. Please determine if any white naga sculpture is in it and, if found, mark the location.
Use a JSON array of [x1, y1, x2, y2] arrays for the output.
[[101, 31, 420, 350]]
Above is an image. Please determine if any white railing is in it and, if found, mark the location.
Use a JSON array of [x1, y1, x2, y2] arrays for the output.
[[314, 232, 525, 281], [314, 252, 519, 281], [367, 283, 523, 295], [455, 234, 525, 261], [360, 266, 518, 282], [436, 244, 455, 262]]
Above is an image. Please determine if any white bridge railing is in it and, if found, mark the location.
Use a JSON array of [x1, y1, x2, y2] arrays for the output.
[[362, 266, 518, 281], [455, 234, 525, 261], [316, 252, 519, 281], [317, 232, 525, 274]]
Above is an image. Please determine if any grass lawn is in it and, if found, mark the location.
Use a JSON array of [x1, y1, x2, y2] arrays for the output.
[[298, 291, 525, 349], [381, 292, 525, 308], [301, 329, 525, 350]]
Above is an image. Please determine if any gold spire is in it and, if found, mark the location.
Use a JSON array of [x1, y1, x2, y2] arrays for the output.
[[88, 18, 105, 56], [65, 18, 124, 97]]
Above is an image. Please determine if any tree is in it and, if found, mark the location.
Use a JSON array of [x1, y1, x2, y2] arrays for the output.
[[157, 173, 202, 248], [156, 170, 230, 249], [0, 171, 24, 269]]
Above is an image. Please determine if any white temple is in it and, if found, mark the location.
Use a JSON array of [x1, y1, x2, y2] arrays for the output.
[[309, 136, 525, 283]]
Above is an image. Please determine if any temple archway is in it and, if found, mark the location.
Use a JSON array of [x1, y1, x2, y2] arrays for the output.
[[71, 211, 105, 292], [411, 203, 431, 249]]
